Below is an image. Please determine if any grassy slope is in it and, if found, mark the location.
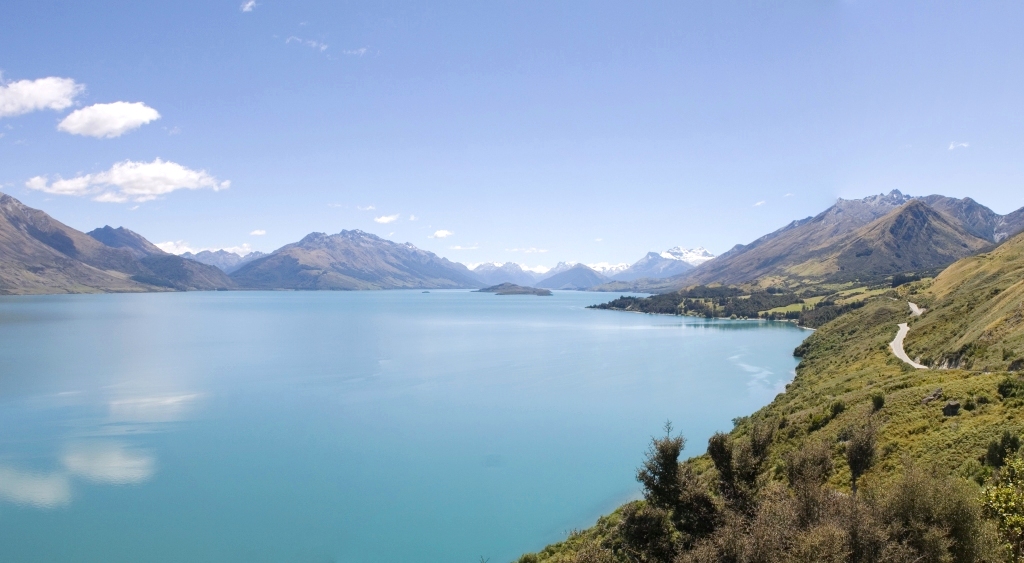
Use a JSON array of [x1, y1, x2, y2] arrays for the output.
[[904, 231, 1024, 371], [520, 236, 1024, 561]]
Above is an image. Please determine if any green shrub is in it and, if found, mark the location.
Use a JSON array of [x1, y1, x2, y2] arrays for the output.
[[998, 376, 1024, 399], [871, 392, 885, 411], [985, 431, 1022, 467]]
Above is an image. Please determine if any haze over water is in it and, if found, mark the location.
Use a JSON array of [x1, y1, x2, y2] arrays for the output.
[[0, 291, 807, 562]]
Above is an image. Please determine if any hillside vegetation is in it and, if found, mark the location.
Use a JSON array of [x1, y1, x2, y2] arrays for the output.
[[904, 232, 1024, 372], [518, 232, 1024, 562]]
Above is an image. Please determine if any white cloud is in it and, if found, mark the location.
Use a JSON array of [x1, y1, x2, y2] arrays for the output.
[[26, 158, 229, 203], [0, 76, 84, 118], [374, 214, 400, 224], [753, 200, 766, 207], [506, 247, 548, 254], [327, 203, 342, 208], [409, 214, 417, 221], [155, 240, 196, 254], [62, 443, 155, 485], [57, 102, 160, 138], [948, 141, 969, 150], [250, 229, 266, 236], [356, 205, 375, 211], [240, 0, 256, 11], [522, 264, 551, 274], [450, 245, 479, 250], [0, 466, 71, 508], [595, 238, 603, 242], [343, 47, 368, 56], [784, 193, 794, 197], [430, 229, 454, 238], [286, 36, 328, 52]]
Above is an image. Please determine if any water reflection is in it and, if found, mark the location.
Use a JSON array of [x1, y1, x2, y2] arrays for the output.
[[62, 442, 155, 485], [108, 393, 201, 424], [729, 353, 793, 396], [0, 391, 197, 509], [0, 466, 71, 508]]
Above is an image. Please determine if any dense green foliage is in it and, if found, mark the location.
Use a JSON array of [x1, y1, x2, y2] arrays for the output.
[[984, 457, 1024, 561], [589, 285, 884, 328], [589, 287, 801, 320], [517, 419, 1004, 562]]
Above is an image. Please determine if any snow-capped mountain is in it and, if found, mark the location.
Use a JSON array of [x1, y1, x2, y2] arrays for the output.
[[660, 247, 715, 267], [587, 262, 631, 276], [470, 262, 539, 286]]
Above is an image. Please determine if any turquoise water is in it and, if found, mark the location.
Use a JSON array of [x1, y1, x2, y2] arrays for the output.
[[0, 291, 807, 562]]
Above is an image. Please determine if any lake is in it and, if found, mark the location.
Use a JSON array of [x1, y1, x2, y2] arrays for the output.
[[0, 290, 808, 562]]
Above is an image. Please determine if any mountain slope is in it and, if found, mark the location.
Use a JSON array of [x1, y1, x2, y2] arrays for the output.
[[181, 249, 267, 274], [826, 200, 991, 280], [0, 193, 234, 294], [230, 230, 483, 290], [920, 195, 1024, 243], [904, 229, 1024, 370], [535, 264, 608, 290], [661, 246, 715, 266], [86, 225, 235, 290], [471, 262, 538, 286], [681, 192, 1001, 286], [611, 252, 694, 281], [87, 226, 165, 259], [0, 194, 154, 294]]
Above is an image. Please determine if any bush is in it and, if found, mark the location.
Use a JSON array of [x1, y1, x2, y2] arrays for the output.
[[984, 456, 1024, 562], [998, 376, 1024, 399], [985, 431, 1021, 468], [846, 420, 877, 495], [618, 502, 678, 563], [871, 392, 885, 412]]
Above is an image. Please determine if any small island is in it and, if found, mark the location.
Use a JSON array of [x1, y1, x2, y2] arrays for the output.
[[475, 283, 552, 296]]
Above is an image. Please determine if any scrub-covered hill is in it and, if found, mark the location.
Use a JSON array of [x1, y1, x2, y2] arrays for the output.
[[904, 231, 1024, 371]]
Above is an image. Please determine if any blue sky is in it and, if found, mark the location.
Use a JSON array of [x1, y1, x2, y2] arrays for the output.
[[2, 1, 1023, 269]]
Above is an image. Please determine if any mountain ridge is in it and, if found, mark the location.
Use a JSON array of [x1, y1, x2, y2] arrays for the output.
[[230, 229, 483, 290], [673, 191, 1020, 287]]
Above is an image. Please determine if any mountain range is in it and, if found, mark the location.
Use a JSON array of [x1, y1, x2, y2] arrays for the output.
[[0, 194, 231, 294], [229, 230, 482, 290], [3, 188, 1023, 295], [622, 190, 1024, 290], [181, 249, 267, 274]]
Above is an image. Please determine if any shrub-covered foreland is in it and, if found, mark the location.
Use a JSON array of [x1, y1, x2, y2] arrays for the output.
[[588, 280, 915, 329], [521, 231, 1024, 563]]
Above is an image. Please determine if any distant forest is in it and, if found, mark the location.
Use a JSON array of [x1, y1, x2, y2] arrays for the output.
[[589, 285, 868, 329]]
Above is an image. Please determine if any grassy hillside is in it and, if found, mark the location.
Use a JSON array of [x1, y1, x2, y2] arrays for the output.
[[517, 235, 1024, 562], [904, 232, 1024, 371]]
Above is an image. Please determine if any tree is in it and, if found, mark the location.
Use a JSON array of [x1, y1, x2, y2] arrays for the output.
[[846, 420, 876, 495], [707, 432, 737, 504], [984, 456, 1024, 562], [637, 421, 684, 511]]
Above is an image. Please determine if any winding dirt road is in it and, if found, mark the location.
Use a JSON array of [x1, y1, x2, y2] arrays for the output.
[[890, 302, 927, 369]]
